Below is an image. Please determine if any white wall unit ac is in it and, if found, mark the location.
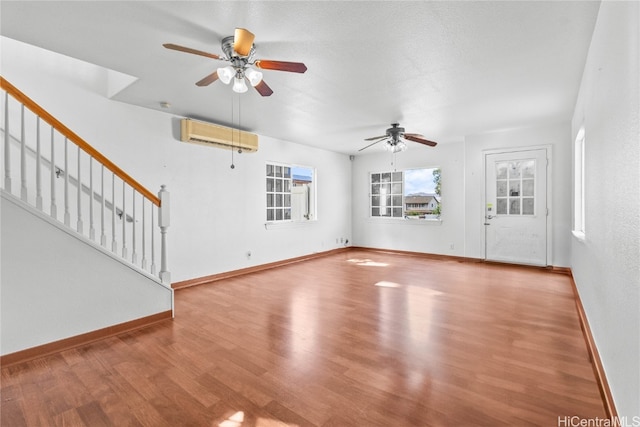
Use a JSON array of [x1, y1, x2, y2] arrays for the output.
[[180, 118, 258, 153]]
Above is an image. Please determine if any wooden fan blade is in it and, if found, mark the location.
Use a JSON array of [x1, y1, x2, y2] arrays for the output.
[[234, 28, 255, 56], [359, 139, 386, 152], [196, 71, 219, 87], [163, 43, 221, 60], [254, 60, 307, 73], [404, 133, 438, 147], [254, 80, 273, 97], [364, 135, 387, 141]]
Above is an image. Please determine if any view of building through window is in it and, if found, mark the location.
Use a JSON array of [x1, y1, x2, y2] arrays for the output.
[[291, 166, 314, 221]]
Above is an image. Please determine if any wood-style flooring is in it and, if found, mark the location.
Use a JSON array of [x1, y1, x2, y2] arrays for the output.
[[1, 249, 606, 426]]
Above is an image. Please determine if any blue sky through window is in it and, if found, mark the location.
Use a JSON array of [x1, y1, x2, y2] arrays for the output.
[[292, 166, 313, 183], [404, 168, 437, 196]]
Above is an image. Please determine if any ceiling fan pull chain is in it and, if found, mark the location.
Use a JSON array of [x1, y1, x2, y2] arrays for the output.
[[238, 95, 242, 154], [230, 95, 235, 169]]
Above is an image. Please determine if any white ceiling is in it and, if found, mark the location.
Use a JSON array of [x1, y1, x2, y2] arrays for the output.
[[0, 1, 600, 155]]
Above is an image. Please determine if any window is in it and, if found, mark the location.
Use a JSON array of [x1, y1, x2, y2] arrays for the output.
[[266, 163, 315, 222], [370, 167, 441, 220], [574, 127, 585, 236], [495, 160, 536, 215]]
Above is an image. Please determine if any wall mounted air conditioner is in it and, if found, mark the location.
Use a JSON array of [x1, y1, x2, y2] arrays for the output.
[[180, 118, 258, 153]]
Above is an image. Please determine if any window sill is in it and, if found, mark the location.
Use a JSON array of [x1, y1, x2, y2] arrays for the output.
[[572, 230, 586, 242], [367, 217, 443, 225]]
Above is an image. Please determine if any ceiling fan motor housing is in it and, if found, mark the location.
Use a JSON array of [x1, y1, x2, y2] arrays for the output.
[[387, 124, 405, 142], [221, 35, 255, 61]]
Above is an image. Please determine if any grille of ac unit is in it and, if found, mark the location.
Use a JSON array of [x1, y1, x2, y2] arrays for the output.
[[180, 119, 258, 152]]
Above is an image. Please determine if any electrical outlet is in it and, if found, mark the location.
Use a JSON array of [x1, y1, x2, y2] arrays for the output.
[[336, 238, 339, 244], [340, 237, 344, 243], [449, 243, 455, 250]]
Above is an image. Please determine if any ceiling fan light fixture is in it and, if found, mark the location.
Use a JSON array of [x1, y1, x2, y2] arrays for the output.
[[217, 65, 235, 84], [385, 140, 407, 153], [232, 75, 249, 93], [244, 67, 263, 86]]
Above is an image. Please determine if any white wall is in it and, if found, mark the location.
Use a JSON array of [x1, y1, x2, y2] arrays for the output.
[[1, 43, 352, 283], [1, 192, 172, 355], [570, 1, 640, 417], [352, 122, 572, 267]]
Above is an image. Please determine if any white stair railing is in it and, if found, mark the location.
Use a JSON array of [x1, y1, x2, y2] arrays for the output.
[[0, 76, 170, 285]]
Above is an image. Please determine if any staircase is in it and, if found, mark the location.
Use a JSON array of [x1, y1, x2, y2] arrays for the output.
[[0, 77, 173, 364]]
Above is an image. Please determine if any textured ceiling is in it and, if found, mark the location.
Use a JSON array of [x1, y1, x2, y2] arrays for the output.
[[0, 1, 600, 154]]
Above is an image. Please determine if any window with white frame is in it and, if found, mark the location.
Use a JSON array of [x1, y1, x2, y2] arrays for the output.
[[370, 167, 441, 219], [574, 127, 585, 236], [266, 163, 315, 222]]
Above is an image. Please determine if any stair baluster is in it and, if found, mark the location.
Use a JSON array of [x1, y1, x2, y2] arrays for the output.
[[4, 91, 11, 192], [20, 105, 27, 202], [50, 126, 57, 219], [122, 180, 127, 259], [89, 157, 95, 241], [76, 145, 83, 234], [36, 118, 43, 210], [64, 138, 70, 226], [111, 173, 117, 253]]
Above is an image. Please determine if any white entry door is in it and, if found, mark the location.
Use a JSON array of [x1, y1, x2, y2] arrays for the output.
[[484, 148, 548, 266]]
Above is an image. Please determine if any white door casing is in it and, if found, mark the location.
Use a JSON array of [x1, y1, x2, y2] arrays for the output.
[[484, 148, 549, 266]]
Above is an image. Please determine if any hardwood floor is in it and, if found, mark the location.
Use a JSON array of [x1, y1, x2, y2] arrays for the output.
[[1, 249, 606, 426]]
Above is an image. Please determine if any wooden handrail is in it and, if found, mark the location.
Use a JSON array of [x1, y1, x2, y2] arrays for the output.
[[0, 76, 160, 206]]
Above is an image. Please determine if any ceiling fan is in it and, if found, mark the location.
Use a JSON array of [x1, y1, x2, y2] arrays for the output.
[[360, 123, 438, 153], [163, 28, 307, 96]]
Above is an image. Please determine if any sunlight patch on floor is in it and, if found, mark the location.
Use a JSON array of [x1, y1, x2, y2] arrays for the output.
[[217, 411, 300, 427], [374, 281, 401, 288], [347, 258, 389, 267], [218, 411, 244, 427]]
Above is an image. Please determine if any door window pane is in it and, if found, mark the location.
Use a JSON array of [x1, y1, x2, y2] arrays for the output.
[[509, 198, 520, 215], [496, 162, 508, 179], [522, 160, 535, 178], [509, 181, 520, 196], [497, 199, 508, 215], [523, 198, 534, 215], [497, 181, 507, 197], [509, 162, 521, 179]]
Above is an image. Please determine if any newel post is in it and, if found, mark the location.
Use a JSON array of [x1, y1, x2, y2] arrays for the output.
[[158, 185, 171, 285]]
